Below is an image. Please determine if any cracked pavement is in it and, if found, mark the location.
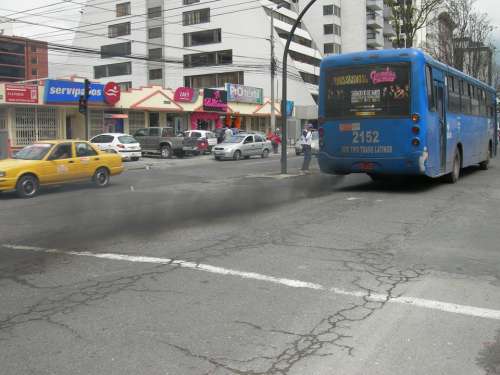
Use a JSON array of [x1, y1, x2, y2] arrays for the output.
[[1, 156, 499, 374]]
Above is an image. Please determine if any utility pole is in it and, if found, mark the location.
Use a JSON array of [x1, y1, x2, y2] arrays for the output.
[[280, 0, 318, 174], [270, 10, 276, 132]]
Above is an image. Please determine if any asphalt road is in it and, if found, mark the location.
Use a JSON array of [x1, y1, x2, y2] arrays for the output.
[[1, 154, 500, 375]]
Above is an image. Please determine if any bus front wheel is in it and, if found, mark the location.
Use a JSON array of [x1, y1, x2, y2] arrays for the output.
[[445, 149, 461, 183]]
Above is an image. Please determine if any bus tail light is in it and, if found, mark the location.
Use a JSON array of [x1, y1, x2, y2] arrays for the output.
[[411, 113, 420, 123], [412, 126, 420, 135], [412, 138, 420, 147]]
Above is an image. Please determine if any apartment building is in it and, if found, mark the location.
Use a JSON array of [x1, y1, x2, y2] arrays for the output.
[[69, 0, 322, 107], [0, 35, 48, 82], [300, 0, 396, 56]]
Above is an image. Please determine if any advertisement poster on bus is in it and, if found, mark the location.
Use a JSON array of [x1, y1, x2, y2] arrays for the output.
[[325, 63, 410, 118]]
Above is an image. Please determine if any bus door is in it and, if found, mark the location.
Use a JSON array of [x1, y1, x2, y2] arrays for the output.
[[435, 80, 447, 172]]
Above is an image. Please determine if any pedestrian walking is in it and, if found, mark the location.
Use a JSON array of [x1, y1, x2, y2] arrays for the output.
[[224, 126, 233, 142], [271, 130, 281, 154], [300, 124, 313, 173]]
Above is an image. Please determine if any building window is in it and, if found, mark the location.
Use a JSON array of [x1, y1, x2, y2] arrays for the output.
[[100, 42, 131, 58], [183, 28, 221, 47], [264, 8, 301, 28], [323, 5, 333, 15], [149, 48, 162, 61], [108, 22, 131, 38], [118, 81, 132, 91], [0, 54, 24, 66], [183, 50, 232, 68], [289, 51, 321, 67], [31, 57, 37, 64], [324, 24, 333, 34], [148, 27, 162, 39], [334, 5, 341, 16], [299, 71, 319, 85], [276, 28, 312, 48], [31, 68, 37, 76], [0, 66, 25, 79], [0, 41, 25, 54], [182, 8, 210, 26], [149, 68, 163, 80], [31, 46, 37, 53], [94, 61, 131, 78], [148, 6, 162, 18], [183, 0, 200, 4], [116, 2, 131, 17], [324, 42, 341, 54], [184, 71, 244, 88]]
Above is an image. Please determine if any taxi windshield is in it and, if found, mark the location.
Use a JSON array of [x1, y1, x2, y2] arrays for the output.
[[13, 144, 53, 160]]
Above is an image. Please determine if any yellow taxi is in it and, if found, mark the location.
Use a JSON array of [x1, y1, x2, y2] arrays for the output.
[[0, 140, 124, 198]]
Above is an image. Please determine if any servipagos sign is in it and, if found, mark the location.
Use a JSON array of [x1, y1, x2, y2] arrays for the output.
[[226, 83, 263, 104], [44, 79, 105, 104]]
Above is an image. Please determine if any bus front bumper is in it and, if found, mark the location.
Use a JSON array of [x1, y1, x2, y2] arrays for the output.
[[318, 151, 428, 176]]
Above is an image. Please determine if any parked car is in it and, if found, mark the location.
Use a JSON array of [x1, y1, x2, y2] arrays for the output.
[[90, 133, 141, 161], [295, 131, 319, 155], [133, 127, 198, 158], [213, 133, 271, 161], [184, 130, 217, 152], [0, 140, 123, 198]]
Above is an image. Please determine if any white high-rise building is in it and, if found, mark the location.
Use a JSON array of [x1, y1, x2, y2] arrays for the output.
[[67, 0, 324, 107], [299, 0, 396, 56]]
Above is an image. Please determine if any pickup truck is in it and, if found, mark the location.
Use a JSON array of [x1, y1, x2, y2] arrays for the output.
[[133, 127, 198, 158]]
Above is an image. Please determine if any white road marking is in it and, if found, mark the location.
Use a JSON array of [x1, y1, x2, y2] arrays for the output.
[[347, 197, 361, 201], [4, 244, 500, 321]]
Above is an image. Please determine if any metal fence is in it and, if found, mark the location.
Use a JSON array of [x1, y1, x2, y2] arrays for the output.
[[0, 130, 9, 159]]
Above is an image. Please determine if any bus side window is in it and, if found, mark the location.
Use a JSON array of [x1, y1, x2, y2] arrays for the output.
[[425, 65, 435, 111]]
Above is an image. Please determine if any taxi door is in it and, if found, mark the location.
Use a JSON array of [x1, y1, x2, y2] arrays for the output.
[[42, 143, 80, 184], [74, 142, 101, 178]]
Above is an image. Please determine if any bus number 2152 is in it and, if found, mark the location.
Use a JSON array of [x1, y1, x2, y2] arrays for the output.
[[352, 130, 380, 144]]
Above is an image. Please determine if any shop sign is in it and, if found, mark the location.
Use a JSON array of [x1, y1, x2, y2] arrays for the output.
[[174, 87, 198, 103], [226, 83, 263, 104], [203, 88, 227, 112], [5, 84, 38, 103], [286, 100, 294, 116], [44, 79, 104, 104], [103, 82, 121, 105]]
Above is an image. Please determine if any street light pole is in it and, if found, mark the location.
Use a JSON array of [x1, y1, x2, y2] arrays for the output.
[[280, 0, 318, 174]]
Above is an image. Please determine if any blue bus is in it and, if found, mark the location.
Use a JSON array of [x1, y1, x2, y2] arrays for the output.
[[317, 48, 497, 183]]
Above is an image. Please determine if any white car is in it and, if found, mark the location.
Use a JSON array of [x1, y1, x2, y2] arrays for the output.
[[213, 133, 271, 160], [184, 130, 217, 152], [90, 133, 141, 161]]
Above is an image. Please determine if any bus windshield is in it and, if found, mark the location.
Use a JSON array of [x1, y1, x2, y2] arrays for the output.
[[325, 63, 410, 119]]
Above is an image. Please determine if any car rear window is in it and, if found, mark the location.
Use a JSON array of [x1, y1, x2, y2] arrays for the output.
[[118, 135, 137, 144]]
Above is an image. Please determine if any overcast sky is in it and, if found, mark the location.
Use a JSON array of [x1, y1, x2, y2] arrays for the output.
[[0, 0, 498, 62]]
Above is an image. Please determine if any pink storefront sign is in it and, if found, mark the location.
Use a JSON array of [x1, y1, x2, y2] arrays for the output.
[[174, 87, 198, 103], [203, 89, 227, 112]]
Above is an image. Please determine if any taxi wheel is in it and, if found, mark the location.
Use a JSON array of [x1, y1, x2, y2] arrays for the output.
[[93, 167, 110, 188], [16, 174, 39, 198]]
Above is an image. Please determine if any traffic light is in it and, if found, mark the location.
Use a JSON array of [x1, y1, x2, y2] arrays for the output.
[[84, 79, 91, 99], [78, 95, 87, 114]]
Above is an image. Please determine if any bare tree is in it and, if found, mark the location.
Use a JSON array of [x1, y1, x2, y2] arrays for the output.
[[443, 0, 495, 83], [385, 0, 443, 48]]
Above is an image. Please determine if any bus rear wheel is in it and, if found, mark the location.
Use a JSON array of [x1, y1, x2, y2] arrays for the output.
[[445, 149, 461, 183]]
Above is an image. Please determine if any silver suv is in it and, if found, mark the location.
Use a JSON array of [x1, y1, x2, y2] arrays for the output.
[[213, 134, 271, 161]]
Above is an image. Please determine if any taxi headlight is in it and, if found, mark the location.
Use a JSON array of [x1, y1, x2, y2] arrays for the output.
[[0, 171, 5, 177]]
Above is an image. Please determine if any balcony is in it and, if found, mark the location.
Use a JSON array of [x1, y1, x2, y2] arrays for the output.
[[367, 13, 384, 29], [367, 31, 384, 48], [383, 21, 396, 37], [367, 0, 383, 11]]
